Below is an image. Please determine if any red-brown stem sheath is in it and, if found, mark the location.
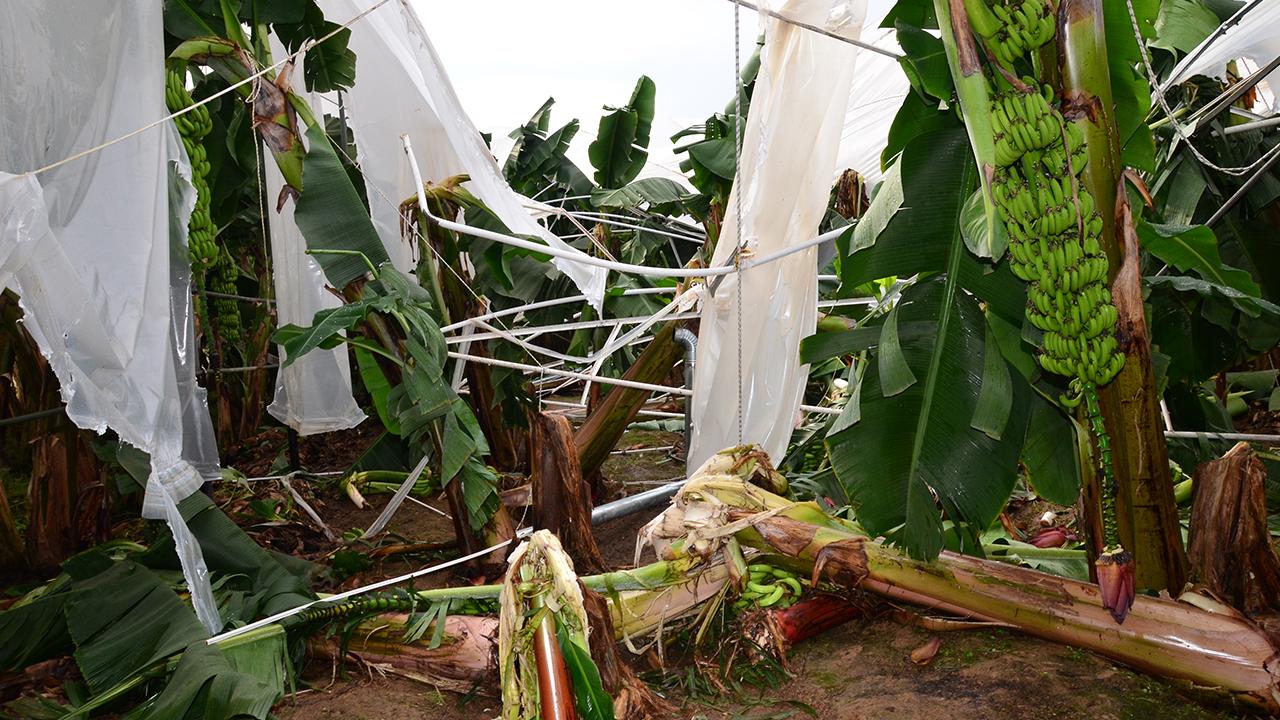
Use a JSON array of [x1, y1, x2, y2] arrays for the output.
[[534, 612, 576, 720]]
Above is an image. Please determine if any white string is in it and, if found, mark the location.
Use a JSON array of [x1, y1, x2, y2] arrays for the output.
[[1126, 0, 1276, 177], [415, 190, 847, 279], [207, 531, 525, 645], [733, 1, 746, 445], [530, 205, 707, 244], [28, 0, 393, 178], [723, 0, 903, 60]]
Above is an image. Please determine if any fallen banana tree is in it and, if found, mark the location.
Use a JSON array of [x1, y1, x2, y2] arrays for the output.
[[638, 446, 1280, 712], [304, 549, 729, 716]]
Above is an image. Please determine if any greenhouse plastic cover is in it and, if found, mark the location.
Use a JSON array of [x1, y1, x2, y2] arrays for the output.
[[688, 0, 867, 469], [835, 19, 908, 182], [318, 0, 609, 310], [0, 3, 221, 631], [1165, 1, 1280, 111], [265, 39, 367, 436]]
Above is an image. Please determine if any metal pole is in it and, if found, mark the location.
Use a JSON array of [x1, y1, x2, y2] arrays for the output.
[[0, 407, 64, 428], [1206, 143, 1280, 226], [673, 328, 698, 455], [590, 480, 685, 525]]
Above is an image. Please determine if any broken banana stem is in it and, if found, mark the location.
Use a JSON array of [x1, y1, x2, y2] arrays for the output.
[[711, 497, 1280, 711]]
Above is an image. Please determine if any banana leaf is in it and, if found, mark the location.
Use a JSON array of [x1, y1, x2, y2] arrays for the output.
[[0, 559, 207, 694], [590, 177, 692, 212], [121, 638, 282, 720], [556, 623, 614, 720], [822, 129, 1032, 560], [1138, 221, 1261, 296], [139, 493, 314, 620], [293, 123, 388, 289], [826, 278, 1032, 560], [1022, 394, 1082, 505], [589, 76, 655, 189]]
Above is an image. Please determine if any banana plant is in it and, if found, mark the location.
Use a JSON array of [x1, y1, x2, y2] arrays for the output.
[[273, 263, 507, 556], [801, 126, 1037, 560], [167, 0, 387, 290], [0, 493, 314, 719]]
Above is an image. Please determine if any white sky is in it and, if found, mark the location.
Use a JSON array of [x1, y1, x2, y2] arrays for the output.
[[416, 0, 901, 182], [417, 0, 766, 180]]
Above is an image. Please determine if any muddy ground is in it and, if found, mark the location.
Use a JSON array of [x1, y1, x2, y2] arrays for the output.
[[0, 418, 1248, 718], [275, 618, 1241, 720], [252, 425, 1243, 720]]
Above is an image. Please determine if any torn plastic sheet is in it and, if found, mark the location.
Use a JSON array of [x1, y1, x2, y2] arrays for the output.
[[318, 0, 608, 311], [835, 24, 909, 183], [1165, 1, 1280, 111], [688, 0, 867, 470], [266, 37, 367, 436], [167, 125, 222, 480], [0, 3, 220, 631]]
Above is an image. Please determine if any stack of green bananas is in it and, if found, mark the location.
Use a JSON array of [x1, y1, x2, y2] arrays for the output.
[[732, 563, 805, 611], [989, 98, 1124, 393], [299, 592, 497, 624], [965, 0, 1055, 67], [166, 67, 241, 344], [973, 0, 1129, 598], [793, 434, 828, 474], [166, 68, 216, 270], [209, 250, 242, 344], [990, 85, 1059, 166]]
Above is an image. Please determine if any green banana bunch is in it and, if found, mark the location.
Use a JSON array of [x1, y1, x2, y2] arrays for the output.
[[969, 0, 1132, 617], [732, 563, 805, 611], [167, 66, 241, 344], [298, 592, 498, 627], [965, 0, 1056, 67], [299, 592, 419, 623], [991, 86, 1061, 167]]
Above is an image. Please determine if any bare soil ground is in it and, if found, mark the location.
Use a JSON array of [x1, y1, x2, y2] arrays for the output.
[[1, 424, 1246, 718], [275, 617, 1240, 720], [266, 428, 1244, 720]]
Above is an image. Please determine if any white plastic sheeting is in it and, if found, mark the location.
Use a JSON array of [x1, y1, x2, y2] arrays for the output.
[[1165, 1, 1280, 111], [0, 3, 221, 631], [265, 40, 367, 436], [688, 0, 867, 470], [318, 0, 609, 310], [835, 12, 909, 182], [168, 129, 223, 481]]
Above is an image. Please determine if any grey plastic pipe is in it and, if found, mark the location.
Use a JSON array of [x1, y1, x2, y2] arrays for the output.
[[673, 327, 698, 453]]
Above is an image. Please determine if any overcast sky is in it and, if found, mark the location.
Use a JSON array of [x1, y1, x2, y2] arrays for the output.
[[415, 0, 900, 181], [417, 0, 764, 179]]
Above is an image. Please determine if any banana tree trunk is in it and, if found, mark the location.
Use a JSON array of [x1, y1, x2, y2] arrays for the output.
[[741, 511, 1278, 709], [1187, 442, 1280, 615], [652, 462, 1279, 712], [574, 322, 682, 479], [1057, 0, 1187, 592], [530, 413, 607, 573], [0, 482, 23, 570], [308, 614, 498, 694]]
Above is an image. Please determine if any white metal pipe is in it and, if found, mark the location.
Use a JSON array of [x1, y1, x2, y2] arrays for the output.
[[451, 351, 691, 396], [445, 296, 874, 343], [557, 210, 706, 243], [439, 287, 672, 334], [1164, 430, 1280, 443], [446, 312, 701, 344], [541, 399, 685, 420], [405, 135, 845, 279], [454, 350, 845, 421]]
